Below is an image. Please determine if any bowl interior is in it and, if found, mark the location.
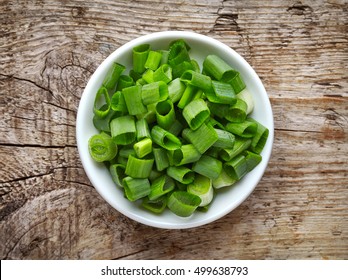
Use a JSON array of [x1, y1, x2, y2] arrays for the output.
[[76, 31, 274, 229]]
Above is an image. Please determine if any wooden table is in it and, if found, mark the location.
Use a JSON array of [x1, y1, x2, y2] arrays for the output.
[[1, 0, 347, 260]]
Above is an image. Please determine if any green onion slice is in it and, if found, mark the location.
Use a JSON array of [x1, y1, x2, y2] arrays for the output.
[[192, 155, 222, 180], [167, 191, 201, 217], [88, 132, 117, 162], [93, 86, 111, 118], [123, 176, 151, 201], [110, 115, 136, 145], [182, 98, 210, 130], [187, 174, 214, 207], [151, 125, 181, 150], [125, 154, 154, 179], [148, 175, 175, 200], [166, 166, 195, 184]]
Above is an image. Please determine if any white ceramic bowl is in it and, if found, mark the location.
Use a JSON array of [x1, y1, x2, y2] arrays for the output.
[[76, 31, 274, 229]]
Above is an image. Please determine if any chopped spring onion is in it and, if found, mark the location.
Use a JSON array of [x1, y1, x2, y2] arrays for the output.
[[151, 125, 181, 150], [148, 175, 175, 200], [237, 88, 254, 115], [135, 118, 151, 141], [180, 70, 212, 93], [133, 138, 152, 158], [182, 98, 210, 130], [94, 86, 111, 118], [153, 147, 170, 171], [225, 119, 258, 138], [103, 62, 125, 91], [88, 132, 117, 162], [244, 150, 262, 172], [109, 163, 126, 187], [116, 75, 134, 91], [133, 44, 150, 74], [110, 115, 136, 145], [168, 78, 186, 103], [192, 155, 222, 180], [213, 128, 235, 149], [212, 168, 236, 189], [110, 91, 127, 113], [141, 197, 167, 214], [207, 80, 236, 104], [125, 154, 154, 179], [249, 118, 269, 154], [219, 137, 252, 161], [224, 154, 248, 180], [170, 144, 201, 166], [123, 176, 151, 201], [122, 85, 147, 115], [153, 64, 172, 83], [203, 54, 238, 82], [167, 166, 195, 184], [167, 191, 201, 217], [145, 50, 162, 71], [155, 99, 176, 129], [187, 174, 213, 207], [225, 98, 248, 123]]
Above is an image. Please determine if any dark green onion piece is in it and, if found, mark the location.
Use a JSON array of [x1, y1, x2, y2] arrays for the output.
[[177, 84, 198, 109], [225, 98, 248, 123], [110, 115, 136, 145], [159, 50, 169, 65], [122, 85, 147, 115], [141, 196, 167, 214], [123, 177, 151, 201], [182, 98, 210, 130], [151, 125, 181, 150], [187, 174, 213, 207], [167, 191, 201, 217], [153, 147, 170, 171], [244, 150, 262, 172], [88, 133, 117, 162], [249, 118, 269, 154], [219, 137, 252, 161], [182, 122, 218, 154], [141, 81, 168, 105], [224, 154, 248, 180], [145, 50, 162, 71], [148, 175, 175, 200], [103, 62, 126, 91], [94, 86, 111, 118], [224, 72, 246, 94], [109, 163, 126, 187], [167, 166, 195, 184], [190, 59, 200, 72], [213, 128, 235, 149], [110, 91, 127, 113], [125, 154, 154, 179], [203, 54, 238, 82], [155, 99, 176, 129], [168, 40, 191, 67], [133, 138, 152, 158], [192, 155, 222, 180], [180, 70, 212, 93], [225, 119, 258, 138], [93, 106, 118, 132], [170, 144, 201, 166], [153, 64, 172, 84], [133, 44, 150, 74], [207, 80, 236, 104], [172, 61, 194, 79], [116, 75, 135, 91]]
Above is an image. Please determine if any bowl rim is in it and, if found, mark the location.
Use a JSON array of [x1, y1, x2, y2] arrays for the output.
[[76, 31, 274, 229]]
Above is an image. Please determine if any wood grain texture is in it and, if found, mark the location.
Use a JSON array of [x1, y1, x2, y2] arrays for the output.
[[0, 0, 347, 260]]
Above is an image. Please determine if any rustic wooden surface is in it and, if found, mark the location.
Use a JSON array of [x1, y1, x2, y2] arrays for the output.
[[0, 0, 347, 260]]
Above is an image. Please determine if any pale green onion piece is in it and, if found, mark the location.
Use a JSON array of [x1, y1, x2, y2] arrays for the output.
[[151, 125, 181, 150], [225, 119, 258, 138], [116, 75, 135, 91], [249, 118, 269, 154], [109, 164, 126, 187], [122, 85, 147, 115], [167, 166, 195, 184], [141, 197, 167, 214], [148, 175, 175, 200], [167, 191, 201, 217], [182, 98, 210, 130], [225, 98, 247, 123], [237, 88, 254, 115], [224, 154, 248, 180], [103, 62, 126, 91], [155, 99, 176, 129], [145, 50, 162, 71], [110, 115, 136, 145], [170, 144, 201, 166], [206, 80, 236, 104], [180, 70, 212, 93], [153, 147, 170, 171], [177, 84, 197, 109], [110, 91, 127, 113], [187, 174, 213, 207], [125, 154, 154, 179], [219, 137, 251, 161], [212, 168, 236, 189], [88, 133, 117, 162], [135, 78, 146, 86], [213, 128, 235, 149], [244, 150, 262, 172], [94, 86, 111, 118], [135, 118, 151, 141], [123, 176, 151, 201], [182, 122, 218, 154], [133, 44, 150, 74], [153, 64, 172, 84], [202, 54, 237, 81], [192, 155, 222, 180], [168, 78, 186, 103], [133, 138, 152, 158], [142, 69, 154, 84]]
